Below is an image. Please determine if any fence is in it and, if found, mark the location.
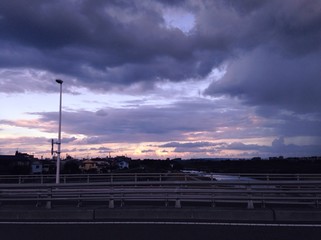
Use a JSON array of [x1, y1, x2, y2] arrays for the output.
[[1, 172, 321, 184], [0, 172, 198, 184], [1, 174, 321, 209]]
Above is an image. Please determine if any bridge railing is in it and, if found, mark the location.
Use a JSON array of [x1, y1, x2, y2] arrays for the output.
[[1, 172, 321, 184], [182, 171, 321, 181], [0, 172, 192, 184], [1, 179, 321, 209]]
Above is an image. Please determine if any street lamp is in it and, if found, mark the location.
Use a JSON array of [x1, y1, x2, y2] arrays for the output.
[[55, 79, 63, 184]]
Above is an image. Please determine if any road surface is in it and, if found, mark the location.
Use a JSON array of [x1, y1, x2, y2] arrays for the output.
[[1, 221, 321, 240]]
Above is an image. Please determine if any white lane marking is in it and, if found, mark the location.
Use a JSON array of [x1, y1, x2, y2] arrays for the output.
[[0, 221, 321, 227]]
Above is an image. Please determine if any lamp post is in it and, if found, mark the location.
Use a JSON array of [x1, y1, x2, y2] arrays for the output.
[[55, 79, 63, 184]]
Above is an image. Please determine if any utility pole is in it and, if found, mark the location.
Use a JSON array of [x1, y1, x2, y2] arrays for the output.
[[55, 79, 63, 184]]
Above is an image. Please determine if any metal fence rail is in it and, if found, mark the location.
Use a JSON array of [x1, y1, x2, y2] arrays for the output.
[[1, 172, 321, 184], [1, 179, 321, 209], [0, 172, 201, 184]]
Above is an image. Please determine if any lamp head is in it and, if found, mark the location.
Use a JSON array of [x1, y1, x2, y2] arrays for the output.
[[56, 79, 63, 84]]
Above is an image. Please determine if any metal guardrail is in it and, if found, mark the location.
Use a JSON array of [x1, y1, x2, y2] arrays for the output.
[[1, 178, 321, 209], [0, 172, 199, 184], [183, 171, 321, 181], [1, 172, 321, 184]]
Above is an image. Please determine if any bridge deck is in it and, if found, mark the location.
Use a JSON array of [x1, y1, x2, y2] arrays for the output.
[[1, 173, 321, 224]]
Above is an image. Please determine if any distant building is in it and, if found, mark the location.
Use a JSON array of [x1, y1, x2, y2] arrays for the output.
[[80, 159, 98, 173], [31, 160, 43, 174], [114, 156, 131, 169], [117, 160, 129, 169], [0, 151, 34, 174], [41, 159, 56, 174]]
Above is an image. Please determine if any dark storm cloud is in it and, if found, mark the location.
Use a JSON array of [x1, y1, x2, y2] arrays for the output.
[[205, 49, 321, 115], [204, 0, 321, 116], [0, 0, 200, 91], [1, 0, 320, 101], [0, 1, 266, 90]]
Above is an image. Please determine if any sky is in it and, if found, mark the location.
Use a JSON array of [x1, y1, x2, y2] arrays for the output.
[[0, 0, 321, 159]]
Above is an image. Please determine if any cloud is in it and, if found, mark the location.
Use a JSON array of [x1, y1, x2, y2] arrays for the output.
[[31, 98, 265, 143], [160, 138, 321, 157], [205, 49, 321, 115], [0, 1, 201, 90], [141, 149, 155, 153], [160, 141, 222, 154], [3, 95, 320, 146], [1, 0, 320, 158], [0, 136, 50, 155], [61, 137, 77, 144], [160, 141, 215, 148], [0, 1, 264, 91], [1, 0, 320, 97], [222, 138, 321, 157], [202, 0, 321, 119]]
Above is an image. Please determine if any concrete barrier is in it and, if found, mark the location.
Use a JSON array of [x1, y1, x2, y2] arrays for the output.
[[1, 206, 321, 223], [0, 209, 94, 221], [94, 208, 275, 222], [274, 209, 321, 222]]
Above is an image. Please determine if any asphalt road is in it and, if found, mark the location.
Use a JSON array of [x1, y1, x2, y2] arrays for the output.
[[1, 222, 321, 240]]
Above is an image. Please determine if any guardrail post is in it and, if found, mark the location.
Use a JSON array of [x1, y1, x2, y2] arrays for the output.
[[109, 198, 114, 208], [109, 187, 114, 208], [247, 185, 254, 209], [46, 187, 52, 209], [36, 191, 41, 207], [247, 199, 254, 209], [165, 193, 169, 207], [120, 193, 125, 207], [77, 194, 82, 207], [211, 194, 216, 207], [175, 198, 181, 208]]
